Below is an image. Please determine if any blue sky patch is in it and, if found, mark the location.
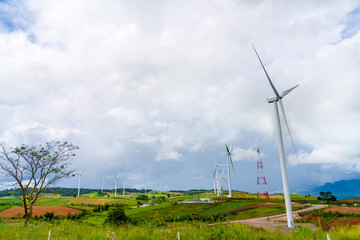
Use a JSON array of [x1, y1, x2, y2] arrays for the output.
[[0, 0, 34, 33], [341, 6, 360, 39]]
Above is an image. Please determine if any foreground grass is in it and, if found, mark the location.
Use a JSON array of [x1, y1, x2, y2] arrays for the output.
[[1, 219, 360, 240]]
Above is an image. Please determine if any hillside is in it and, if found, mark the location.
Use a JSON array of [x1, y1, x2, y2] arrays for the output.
[[305, 179, 360, 200]]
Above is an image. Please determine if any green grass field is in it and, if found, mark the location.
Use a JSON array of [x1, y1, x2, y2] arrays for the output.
[[0, 219, 359, 240], [0, 206, 10, 211], [1, 193, 359, 239], [199, 201, 260, 215]]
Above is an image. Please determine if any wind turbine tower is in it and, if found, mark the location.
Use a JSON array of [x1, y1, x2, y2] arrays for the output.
[[115, 172, 119, 197], [76, 167, 85, 197], [212, 171, 216, 194], [253, 45, 298, 228], [77, 174, 81, 197], [225, 144, 235, 198], [123, 177, 126, 196], [101, 177, 104, 193], [215, 164, 220, 196]]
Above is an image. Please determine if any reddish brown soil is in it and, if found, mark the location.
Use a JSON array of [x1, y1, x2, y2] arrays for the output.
[[168, 192, 183, 196], [323, 206, 360, 214], [319, 218, 360, 231], [0, 206, 82, 218], [268, 195, 283, 199]]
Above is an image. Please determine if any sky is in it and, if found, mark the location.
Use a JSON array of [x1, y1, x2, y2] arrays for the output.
[[0, 0, 359, 194]]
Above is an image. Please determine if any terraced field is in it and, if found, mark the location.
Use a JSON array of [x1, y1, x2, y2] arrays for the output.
[[0, 206, 82, 217]]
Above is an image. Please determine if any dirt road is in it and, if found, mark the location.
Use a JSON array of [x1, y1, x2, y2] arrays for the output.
[[233, 204, 328, 231]]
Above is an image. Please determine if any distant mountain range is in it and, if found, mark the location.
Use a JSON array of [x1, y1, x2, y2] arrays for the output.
[[303, 179, 360, 200]]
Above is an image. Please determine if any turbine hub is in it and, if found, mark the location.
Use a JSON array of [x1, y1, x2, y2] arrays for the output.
[[267, 96, 281, 103]]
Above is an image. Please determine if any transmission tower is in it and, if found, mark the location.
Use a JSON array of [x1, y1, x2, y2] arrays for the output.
[[257, 148, 269, 198]]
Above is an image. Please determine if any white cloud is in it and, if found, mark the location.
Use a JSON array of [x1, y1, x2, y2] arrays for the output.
[[155, 149, 183, 162], [232, 147, 259, 161], [0, 0, 359, 191]]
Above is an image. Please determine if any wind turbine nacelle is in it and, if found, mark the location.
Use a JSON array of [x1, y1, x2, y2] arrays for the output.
[[267, 96, 279, 103]]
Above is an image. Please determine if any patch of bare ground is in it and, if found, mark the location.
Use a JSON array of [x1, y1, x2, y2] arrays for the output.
[[235, 204, 327, 232], [323, 205, 360, 214], [268, 195, 283, 199], [0, 206, 82, 218], [310, 216, 360, 231], [340, 198, 360, 202]]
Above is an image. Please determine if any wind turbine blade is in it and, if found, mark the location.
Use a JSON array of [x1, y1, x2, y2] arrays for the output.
[[281, 85, 299, 98], [252, 44, 280, 98], [230, 156, 235, 172], [225, 144, 230, 154], [279, 99, 299, 163]]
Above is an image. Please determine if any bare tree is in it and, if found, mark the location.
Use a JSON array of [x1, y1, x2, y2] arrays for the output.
[[0, 141, 79, 225]]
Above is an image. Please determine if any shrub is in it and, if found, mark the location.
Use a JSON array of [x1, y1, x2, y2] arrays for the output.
[[105, 207, 128, 226], [43, 212, 54, 222], [136, 195, 149, 200], [93, 205, 101, 212]]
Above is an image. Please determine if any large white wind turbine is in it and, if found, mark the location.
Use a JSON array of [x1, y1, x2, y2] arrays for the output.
[[253, 45, 298, 228], [114, 172, 120, 197], [76, 167, 86, 197], [225, 144, 235, 198]]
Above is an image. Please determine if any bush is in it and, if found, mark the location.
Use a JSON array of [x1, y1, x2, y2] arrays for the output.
[[93, 205, 101, 212], [136, 195, 149, 200], [43, 212, 54, 222], [105, 207, 128, 226]]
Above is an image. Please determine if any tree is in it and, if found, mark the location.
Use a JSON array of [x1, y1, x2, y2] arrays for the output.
[[0, 141, 79, 225], [136, 194, 148, 200], [318, 191, 337, 202], [105, 206, 128, 225]]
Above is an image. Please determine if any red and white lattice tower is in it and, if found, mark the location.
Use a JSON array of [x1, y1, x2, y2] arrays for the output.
[[257, 148, 269, 198]]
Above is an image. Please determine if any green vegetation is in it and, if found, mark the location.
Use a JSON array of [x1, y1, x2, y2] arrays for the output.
[[1, 192, 359, 239], [318, 191, 337, 202], [0, 219, 360, 239], [0, 206, 10, 211], [105, 206, 128, 225], [199, 201, 259, 215]]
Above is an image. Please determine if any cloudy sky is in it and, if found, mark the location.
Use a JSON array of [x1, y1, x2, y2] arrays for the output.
[[0, 0, 359, 194]]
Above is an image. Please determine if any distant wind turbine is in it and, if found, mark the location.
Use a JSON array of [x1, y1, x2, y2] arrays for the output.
[[212, 170, 216, 194], [76, 167, 86, 197], [215, 164, 220, 196], [115, 172, 120, 197], [101, 177, 104, 193], [253, 44, 299, 229], [225, 144, 235, 198], [122, 177, 126, 196]]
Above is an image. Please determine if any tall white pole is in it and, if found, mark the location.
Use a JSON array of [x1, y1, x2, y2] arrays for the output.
[[77, 175, 81, 197], [213, 175, 216, 194], [273, 102, 294, 228], [227, 157, 232, 197], [101, 179, 103, 193], [123, 177, 125, 196], [115, 179, 117, 197]]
